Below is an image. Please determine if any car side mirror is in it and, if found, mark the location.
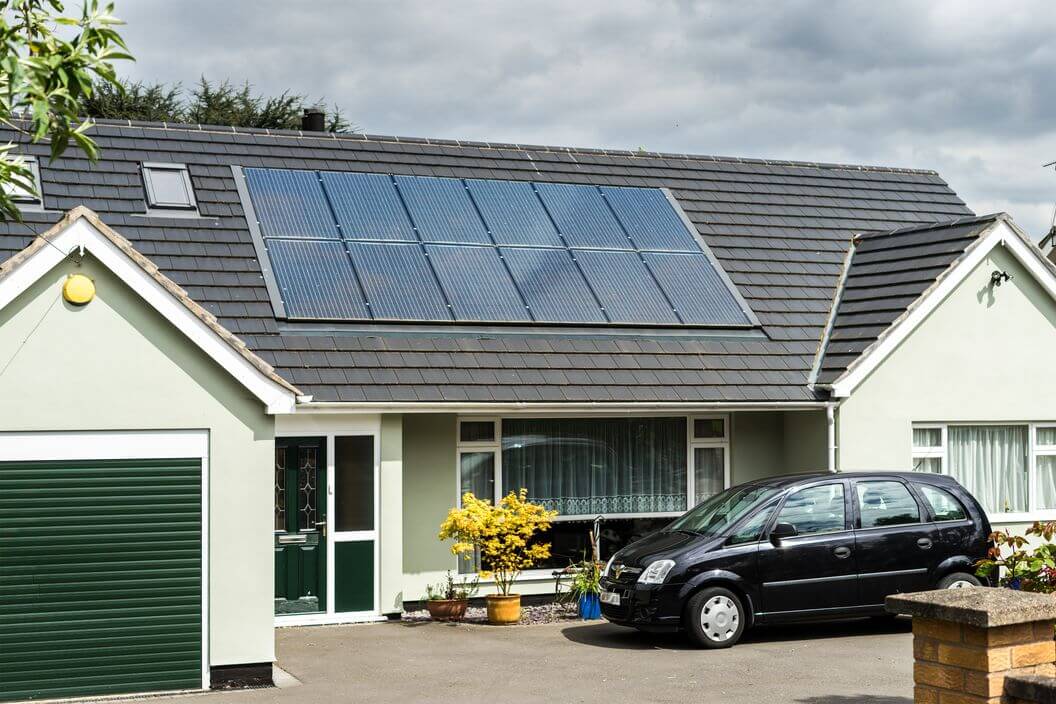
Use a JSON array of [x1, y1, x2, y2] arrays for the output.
[[770, 522, 797, 545]]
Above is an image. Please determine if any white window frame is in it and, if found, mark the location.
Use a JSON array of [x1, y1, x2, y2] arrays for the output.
[[911, 422, 1056, 522], [4, 156, 43, 208], [142, 162, 198, 212], [689, 414, 731, 506]]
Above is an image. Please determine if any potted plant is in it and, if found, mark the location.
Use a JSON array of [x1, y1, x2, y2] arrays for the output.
[[424, 571, 478, 621], [562, 559, 603, 620], [439, 489, 556, 625], [976, 520, 1056, 592]]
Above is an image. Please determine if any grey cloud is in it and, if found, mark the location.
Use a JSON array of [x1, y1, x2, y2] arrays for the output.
[[114, 0, 1056, 236]]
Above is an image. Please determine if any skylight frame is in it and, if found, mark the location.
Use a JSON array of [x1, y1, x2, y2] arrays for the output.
[[142, 162, 199, 212]]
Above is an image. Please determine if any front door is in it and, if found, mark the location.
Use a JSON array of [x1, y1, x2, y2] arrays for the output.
[[757, 481, 859, 617], [852, 479, 938, 605], [274, 437, 326, 615]]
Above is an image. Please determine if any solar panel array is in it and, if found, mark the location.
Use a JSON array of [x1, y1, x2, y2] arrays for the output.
[[244, 168, 754, 326]]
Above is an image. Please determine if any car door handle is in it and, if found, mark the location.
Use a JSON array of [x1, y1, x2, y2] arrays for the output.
[[917, 538, 933, 550], [833, 546, 852, 559]]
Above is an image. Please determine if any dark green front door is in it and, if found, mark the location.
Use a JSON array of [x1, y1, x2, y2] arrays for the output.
[[0, 458, 203, 701], [274, 438, 326, 615]]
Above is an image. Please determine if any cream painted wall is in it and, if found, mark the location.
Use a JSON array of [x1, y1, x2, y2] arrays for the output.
[[783, 410, 829, 473], [730, 411, 784, 483], [837, 244, 1056, 523], [379, 414, 403, 613], [0, 255, 275, 667]]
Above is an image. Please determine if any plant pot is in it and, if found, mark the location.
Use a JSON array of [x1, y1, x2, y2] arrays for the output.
[[578, 593, 601, 620], [426, 599, 468, 622], [486, 594, 521, 625]]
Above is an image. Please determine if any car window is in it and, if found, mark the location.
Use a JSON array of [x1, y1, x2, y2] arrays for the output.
[[856, 481, 920, 529], [776, 484, 846, 535], [918, 484, 968, 522], [727, 506, 776, 545]]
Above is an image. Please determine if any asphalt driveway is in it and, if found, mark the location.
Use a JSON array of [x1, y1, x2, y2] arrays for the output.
[[133, 618, 914, 704]]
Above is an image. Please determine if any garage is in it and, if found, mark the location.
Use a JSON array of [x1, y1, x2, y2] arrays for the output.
[[0, 432, 208, 701]]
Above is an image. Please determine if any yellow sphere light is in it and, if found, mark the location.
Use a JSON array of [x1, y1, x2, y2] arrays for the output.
[[62, 273, 95, 305]]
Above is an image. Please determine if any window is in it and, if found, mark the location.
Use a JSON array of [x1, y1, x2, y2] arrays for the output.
[[691, 415, 729, 506], [912, 423, 1043, 514], [777, 484, 846, 535], [727, 505, 776, 546], [501, 417, 688, 515], [3, 156, 41, 205], [459, 419, 496, 444], [856, 481, 920, 528], [918, 484, 967, 522], [142, 162, 197, 210], [334, 436, 374, 532]]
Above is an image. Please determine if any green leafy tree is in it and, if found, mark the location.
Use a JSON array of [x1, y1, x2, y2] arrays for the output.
[[84, 76, 353, 133], [0, 0, 130, 220]]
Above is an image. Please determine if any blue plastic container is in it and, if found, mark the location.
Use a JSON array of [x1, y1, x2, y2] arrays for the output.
[[579, 593, 601, 620]]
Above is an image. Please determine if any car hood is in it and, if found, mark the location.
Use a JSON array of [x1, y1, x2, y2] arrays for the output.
[[616, 529, 711, 566]]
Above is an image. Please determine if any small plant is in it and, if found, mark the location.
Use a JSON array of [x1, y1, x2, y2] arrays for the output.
[[976, 521, 1056, 592], [425, 572, 479, 602], [557, 559, 602, 602], [438, 489, 557, 596]]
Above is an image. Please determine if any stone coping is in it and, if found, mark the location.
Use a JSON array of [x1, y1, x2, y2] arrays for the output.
[[885, 587, 1056, 627], [1005, 674, 1056, 704]]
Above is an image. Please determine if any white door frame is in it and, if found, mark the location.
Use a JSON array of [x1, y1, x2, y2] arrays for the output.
[[275, 417, 382, 626], [0, 429, 211, 691]]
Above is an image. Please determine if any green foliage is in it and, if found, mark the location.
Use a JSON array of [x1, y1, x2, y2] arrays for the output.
[[83, 75, 353, 133], [0, 0, 130, 220], [556, 558, 602, 602], [976, 521, 1056, 592], [424, 571, 479, 602]]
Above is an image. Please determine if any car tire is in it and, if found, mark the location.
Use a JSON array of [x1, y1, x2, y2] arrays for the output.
[[684, 586, 746, 648], [937, 572, 981, 589]]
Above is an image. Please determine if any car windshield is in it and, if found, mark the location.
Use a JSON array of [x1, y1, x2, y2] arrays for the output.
[[668, 484, 780, 537]]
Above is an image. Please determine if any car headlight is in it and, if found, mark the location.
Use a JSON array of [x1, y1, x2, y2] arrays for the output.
[[637, 559, 676, 585], [602, 555, 616, 578]]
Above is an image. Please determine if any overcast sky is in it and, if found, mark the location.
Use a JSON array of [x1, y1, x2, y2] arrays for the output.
[[116, 1, 1056, 237]]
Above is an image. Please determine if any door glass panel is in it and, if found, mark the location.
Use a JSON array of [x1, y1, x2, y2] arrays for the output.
[[275, 447, 287, 531], [335, 436, 374, 532], [693, 447, 724, 505], [856, 481, 920, 528], [298, 446, 318, 530], [777, 484, 845, 535], [460, 421, 496, 443], [460, 452, 495, 502], [918, 484, 968, 521], [693, 418, 725, 439]]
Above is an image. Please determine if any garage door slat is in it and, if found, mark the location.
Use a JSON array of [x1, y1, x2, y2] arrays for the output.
[[0, 457, 202, 701]]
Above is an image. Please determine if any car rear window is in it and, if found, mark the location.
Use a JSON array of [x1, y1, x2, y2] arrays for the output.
[[918, 484, 968, 522], [856, 480, 920, 528]]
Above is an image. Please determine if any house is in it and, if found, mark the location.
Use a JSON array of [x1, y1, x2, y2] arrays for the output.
[[1, 119, 1053, 700]]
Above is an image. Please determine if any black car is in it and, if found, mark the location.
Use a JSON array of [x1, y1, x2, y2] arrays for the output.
[[599, 471, 990, 648]]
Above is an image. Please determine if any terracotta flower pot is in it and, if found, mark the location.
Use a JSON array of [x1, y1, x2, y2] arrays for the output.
[[426, 599, 468, 622], [486, 594, 521, 625]]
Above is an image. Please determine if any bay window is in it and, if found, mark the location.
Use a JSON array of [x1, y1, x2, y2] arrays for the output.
[[912, 423, 1056, 516], [455, 414, 730, 571]]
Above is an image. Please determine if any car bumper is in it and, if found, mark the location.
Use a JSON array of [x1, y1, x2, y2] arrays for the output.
[[599, 577, 684, 632]]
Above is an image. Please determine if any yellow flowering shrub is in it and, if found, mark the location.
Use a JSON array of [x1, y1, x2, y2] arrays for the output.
[[438, 489, 557, 596]]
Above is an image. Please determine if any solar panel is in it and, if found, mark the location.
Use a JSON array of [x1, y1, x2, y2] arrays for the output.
[[320, 172, 416, 241], [394, 175, 490, 244], [244, 167, 756, 327], [501, 247, 606, 323], [534, 183, 631, 249], [348, 243, 451, 321], [245, 168, 337, 239], [266, 239, 368, 319], [425, 245, 531, 322], [601, 187, 700, 251], [466, 179, 563, 247], [573, 249, 679, 324], [643, 252, 750, 324]]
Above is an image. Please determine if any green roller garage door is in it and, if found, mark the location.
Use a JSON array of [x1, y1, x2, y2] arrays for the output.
[[0, 458, 202, 701]]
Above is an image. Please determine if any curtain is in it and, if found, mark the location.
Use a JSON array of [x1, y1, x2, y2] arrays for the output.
[[501, 417, 687, 515], [694, 447, 725, 505], [1037, 456, 1056, 510], [947, 425, 1027, 513]]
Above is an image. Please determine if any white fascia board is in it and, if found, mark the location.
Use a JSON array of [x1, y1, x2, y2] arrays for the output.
[[0, 218, 297, 414], [830, 219, 1044, 398], [293, 400, 832, 414]]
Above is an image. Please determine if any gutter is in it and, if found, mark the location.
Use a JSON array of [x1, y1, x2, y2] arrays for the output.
[[292, 400, 833, 414]]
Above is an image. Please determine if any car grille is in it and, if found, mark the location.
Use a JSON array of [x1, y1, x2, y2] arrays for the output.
[[606, 559, 642, 586]]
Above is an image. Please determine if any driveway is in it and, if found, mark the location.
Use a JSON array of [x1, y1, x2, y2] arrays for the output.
[[134, 618, 913, 704]]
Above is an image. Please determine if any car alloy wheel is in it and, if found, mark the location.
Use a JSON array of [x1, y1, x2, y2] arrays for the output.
[[700, 594, 740, 642]]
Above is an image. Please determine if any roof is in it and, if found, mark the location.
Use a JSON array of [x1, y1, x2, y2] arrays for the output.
[[0, 120, 974, 404], [812, 214, 1002, 386], [0, 206, 301, 410]]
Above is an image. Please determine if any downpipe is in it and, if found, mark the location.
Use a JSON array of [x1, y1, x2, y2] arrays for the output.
[[826, 403, 838, 473]]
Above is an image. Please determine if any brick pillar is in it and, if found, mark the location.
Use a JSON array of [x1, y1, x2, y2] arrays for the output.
[[887, 587, 1056, 704]]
